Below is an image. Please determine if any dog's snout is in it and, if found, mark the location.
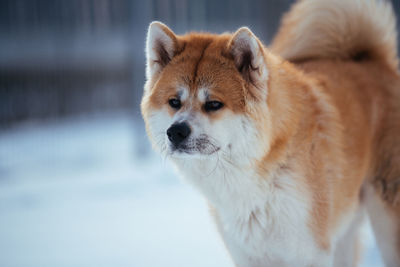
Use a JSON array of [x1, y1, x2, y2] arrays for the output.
[[167, 122, 191, 147]]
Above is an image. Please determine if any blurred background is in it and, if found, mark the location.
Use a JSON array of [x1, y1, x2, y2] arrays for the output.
[[0, 0, 399, 266]]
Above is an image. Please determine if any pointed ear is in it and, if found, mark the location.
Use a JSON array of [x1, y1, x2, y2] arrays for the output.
[[146, 21, 179, 80], [228, 27, 268, 100]]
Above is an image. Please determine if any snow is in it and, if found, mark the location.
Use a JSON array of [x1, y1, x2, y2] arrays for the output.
[[0, 113, 383, 266]]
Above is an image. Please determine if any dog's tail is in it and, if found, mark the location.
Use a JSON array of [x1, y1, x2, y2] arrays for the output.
[[271, 0, 398, 71]]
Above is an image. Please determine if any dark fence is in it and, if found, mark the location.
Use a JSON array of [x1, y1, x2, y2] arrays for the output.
[[0, 0, 398, 126]]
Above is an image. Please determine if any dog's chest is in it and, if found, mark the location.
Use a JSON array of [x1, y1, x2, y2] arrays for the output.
[[176, 160, 324, 266], [210, 173, 323, 266]]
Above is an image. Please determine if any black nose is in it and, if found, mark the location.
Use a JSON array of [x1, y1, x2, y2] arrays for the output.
[[167, 122, 191, 147]]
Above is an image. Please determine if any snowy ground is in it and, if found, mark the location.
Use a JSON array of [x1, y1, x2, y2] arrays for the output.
[[0, 113, 384, 267]]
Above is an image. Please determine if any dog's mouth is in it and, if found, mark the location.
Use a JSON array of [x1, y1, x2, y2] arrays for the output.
[[169, 135, 220, 156]]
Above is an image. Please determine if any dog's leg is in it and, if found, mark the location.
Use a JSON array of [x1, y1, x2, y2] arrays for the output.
[[332, 208, 366, 267], [365, 184, 400, 266]]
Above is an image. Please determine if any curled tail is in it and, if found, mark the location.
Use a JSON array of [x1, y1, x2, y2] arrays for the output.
[[271, 0, 399, 71]]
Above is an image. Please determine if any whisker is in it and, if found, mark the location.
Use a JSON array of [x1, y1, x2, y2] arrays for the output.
[[204, 151, 221, 177]]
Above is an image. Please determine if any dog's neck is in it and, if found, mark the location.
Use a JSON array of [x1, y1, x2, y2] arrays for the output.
[[172, 153, 285, 221], [172, 152, 311, 256]]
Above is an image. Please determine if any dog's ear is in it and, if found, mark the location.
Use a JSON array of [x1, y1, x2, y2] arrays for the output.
[[146, 21, 179, 80], [228, 27, 269, 100]]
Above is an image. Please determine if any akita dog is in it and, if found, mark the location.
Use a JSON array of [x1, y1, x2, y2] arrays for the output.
[[141, 0, 400, 266]]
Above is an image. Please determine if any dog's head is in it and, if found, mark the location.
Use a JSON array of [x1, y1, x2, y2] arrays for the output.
[[141, 22, 279, 166]]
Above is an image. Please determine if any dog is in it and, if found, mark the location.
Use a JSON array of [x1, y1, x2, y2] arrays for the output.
[[141, 0, 400, 266]]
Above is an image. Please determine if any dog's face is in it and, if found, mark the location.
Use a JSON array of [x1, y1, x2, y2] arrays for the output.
[[141, 22, 271, 164]]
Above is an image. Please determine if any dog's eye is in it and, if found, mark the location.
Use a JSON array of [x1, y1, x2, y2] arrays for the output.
[[168, 98, 181, 109], [204, 101, 224, 112]]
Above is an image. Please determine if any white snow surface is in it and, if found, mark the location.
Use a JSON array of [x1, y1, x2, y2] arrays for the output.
[[0, 113, 383, 267]]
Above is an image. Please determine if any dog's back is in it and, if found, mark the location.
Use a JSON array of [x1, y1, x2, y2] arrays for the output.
[[272, 0, 400, 264]]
